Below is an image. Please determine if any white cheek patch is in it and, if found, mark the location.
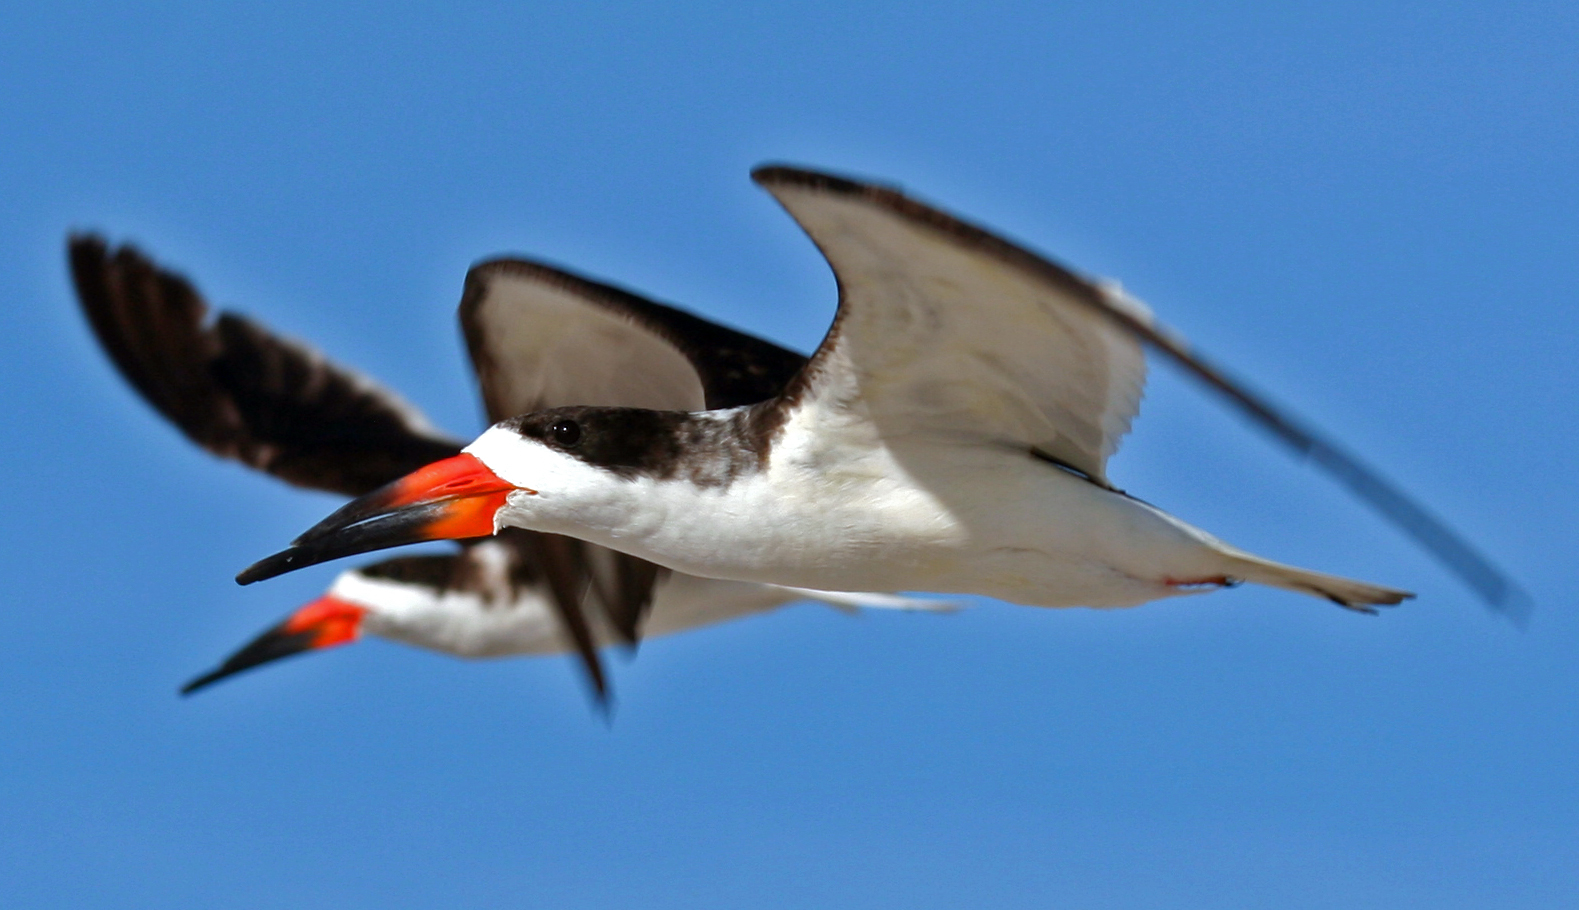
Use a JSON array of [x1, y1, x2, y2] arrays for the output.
[[463, 425, 551, 489], [500, 489, 540, 532], [330, 571, 434, 617], [464, 424, 627, 526]]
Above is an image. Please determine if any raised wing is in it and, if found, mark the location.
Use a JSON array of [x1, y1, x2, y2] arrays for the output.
[[70, 234, 463, 496], [754, 168, 1148, 486], [456, 258, 809, 689], [459, 258, 806, 419], [752, 166, 1526, 618]]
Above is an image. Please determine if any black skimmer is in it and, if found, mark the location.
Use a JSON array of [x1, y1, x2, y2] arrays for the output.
[[180, 542, 938, 695], [240, 165, 1525, 620], [71, 235, 945, 700]]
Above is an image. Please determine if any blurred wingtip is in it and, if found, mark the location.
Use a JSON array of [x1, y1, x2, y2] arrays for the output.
[[1487, 583, 1534, 630], [590, 687, 617, 726]]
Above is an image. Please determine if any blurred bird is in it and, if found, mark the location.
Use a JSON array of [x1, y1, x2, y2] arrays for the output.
[[242, 166, 1525, 620], [70, 236, 947, 702]]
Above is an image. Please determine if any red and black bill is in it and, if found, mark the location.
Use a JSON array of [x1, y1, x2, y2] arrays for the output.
[[181, 596, 366, 694], [236, 453, 522, 585]]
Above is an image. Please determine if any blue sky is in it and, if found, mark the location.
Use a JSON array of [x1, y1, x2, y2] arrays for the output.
[[2, 2, 1576, 907]]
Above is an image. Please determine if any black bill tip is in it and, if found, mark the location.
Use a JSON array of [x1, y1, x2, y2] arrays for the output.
[[180, 625, 317, 695], [236, 500, 458, 585], [181, 596, 365, 695], [237, 548, 313, 585]]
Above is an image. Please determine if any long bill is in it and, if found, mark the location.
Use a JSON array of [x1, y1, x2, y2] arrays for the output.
[[181, 595, 366, 694], [236, 453, 525, 585]]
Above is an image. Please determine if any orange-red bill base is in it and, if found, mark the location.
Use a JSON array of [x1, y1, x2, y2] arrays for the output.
[[236, 453, 520, 585], [180, 595, 367, 694]]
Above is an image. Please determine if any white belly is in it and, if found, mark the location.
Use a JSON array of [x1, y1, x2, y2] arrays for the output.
[[606, 437, 1232, 609]]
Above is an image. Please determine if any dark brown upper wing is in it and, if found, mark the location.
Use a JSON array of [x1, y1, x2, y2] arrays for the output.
[[455, 257, 807, 682], [70, 234, 464, 496], [459, 258, 806, 420]]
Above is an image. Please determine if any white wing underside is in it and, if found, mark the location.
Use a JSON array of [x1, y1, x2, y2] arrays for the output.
[[753, 168, 1524, 616], [762, 183, 1152, 485]]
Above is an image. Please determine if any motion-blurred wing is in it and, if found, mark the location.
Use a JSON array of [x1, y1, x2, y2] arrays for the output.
[[70, 234, 463, 496]]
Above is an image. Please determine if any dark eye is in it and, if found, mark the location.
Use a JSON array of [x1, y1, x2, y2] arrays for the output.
[[550, 419, 582, 447]]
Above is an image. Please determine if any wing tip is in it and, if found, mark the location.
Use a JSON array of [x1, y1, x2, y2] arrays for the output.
[[751, 163, 896, 197], [1484, 580, 1535, 629], [67, 232, 170, 287], [67, 230, 109, 261]]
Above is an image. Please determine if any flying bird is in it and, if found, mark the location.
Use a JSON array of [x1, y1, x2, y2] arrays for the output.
[[180, 544, 933, 695], [70, 235, 945, 701], [240, 165, 1525, 620]]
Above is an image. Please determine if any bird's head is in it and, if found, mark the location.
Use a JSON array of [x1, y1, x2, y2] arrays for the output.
[[181, 588, 367, 694], [236, 407, 696, 585], [186, 544, 573, 693]]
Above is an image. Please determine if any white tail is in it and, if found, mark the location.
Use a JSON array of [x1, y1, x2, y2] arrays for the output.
[[773, 586, 961, 615], [1219, 552, 1413, 614]]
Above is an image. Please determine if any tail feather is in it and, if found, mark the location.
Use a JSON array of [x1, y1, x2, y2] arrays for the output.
[[1219, 553, 1413, 614], [771, 587, 961, 615]]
